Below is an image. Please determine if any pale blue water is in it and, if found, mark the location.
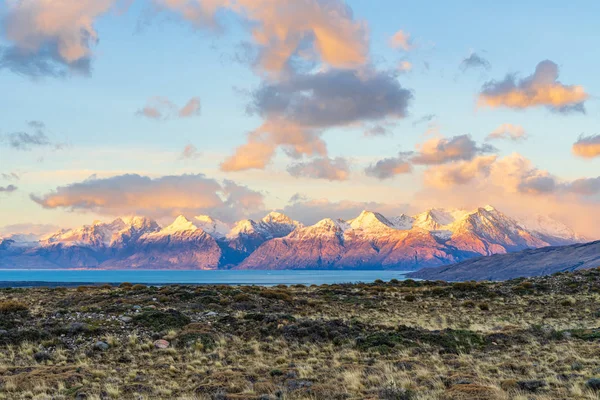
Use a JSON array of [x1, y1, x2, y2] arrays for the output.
[[0, 270, 410, 287]]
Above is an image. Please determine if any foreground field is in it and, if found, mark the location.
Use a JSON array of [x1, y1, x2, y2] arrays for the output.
[[1, 270, 600, 400]]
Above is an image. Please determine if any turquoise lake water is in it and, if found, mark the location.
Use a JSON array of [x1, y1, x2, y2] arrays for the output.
[[0, 270, 411, 287]]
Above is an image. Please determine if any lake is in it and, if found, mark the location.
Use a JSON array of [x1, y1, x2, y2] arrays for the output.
[[0, 269, 411, 287]]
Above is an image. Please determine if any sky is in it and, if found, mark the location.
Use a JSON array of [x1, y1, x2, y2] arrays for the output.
[[0, 0, 599, 238]]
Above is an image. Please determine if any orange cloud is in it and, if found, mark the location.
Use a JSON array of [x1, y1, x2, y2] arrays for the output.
[[423, 155, 497, 188], [136, 96, 201, 120], [30, 173, 265, 221], [157, 0, 369, 73], [412, 135, 495, 165], [486, 123, 527, 141], [572, 134, 600, 159], [2, 0, 119, 76], [220, 121, 327, 172], [389, 30, 413, 51], [478, 60, 589, 113], [222, 68, 412, 171], [415, 153, 600, 239]]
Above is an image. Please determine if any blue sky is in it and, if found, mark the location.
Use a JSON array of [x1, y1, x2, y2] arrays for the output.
[[0, 0, 598, 237]]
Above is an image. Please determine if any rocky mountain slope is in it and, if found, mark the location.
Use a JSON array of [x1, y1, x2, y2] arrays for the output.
[[0, 206, 590, 270], [409, 240, 600, 281]]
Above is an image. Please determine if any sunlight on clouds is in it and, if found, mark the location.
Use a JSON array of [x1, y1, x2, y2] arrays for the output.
[[478, 60, 589, 112], [572, 134, 600, 159]]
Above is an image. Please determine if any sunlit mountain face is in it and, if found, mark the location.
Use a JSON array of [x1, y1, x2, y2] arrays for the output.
[[0, 206, 587, 270]]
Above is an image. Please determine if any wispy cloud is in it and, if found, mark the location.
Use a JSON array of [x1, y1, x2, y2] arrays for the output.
[[179, 144, 201, 160], [389, 30, 414, 51], [1, 121, 64, 151], [460, 52, 491, 72], [486, 123, 527, 141], [287, 157, 350, 181], [136, 96, 201, 120], [0, 184, 18, 194]]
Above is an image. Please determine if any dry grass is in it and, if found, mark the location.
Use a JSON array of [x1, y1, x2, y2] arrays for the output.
[[0, 268, 599, 399]]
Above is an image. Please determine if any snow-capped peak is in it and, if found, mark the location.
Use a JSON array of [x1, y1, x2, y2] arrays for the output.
[[194, 215, 230, 239], [349, 210, 396, 232], [314, 218, 348, 231], [518, 214, 585, 244], [120, 216, 157, 230], [389, 214, 414, 230], [261, 211, 294, 225], [162, 215, 197, 233]]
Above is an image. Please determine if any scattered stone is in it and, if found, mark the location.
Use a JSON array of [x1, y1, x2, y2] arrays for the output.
[[206, 311, 218, 317], [133, 305, 142, 310], [517, 380, 547, 392], [154, 339, 170, 349], [119, 316, 133, 323], [0, 329, 8, 336], [94, 341, 109, 351]]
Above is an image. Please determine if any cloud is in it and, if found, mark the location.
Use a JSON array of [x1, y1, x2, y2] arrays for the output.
[[364, 125, 391, 137], [460, 52, 491, 72], [397, 60, 412, 72], [421, 152, 599, 198], [412, 114, 436, 127], [411, 134, 496, 165], [282, 197, 415, 225], [136, 96, 202, 120], [0, 185, 18, 194], [220, 121, 326, 171], [1, 172, 20, 181], [566, 177, 600, 196], [30, 173, 265, 222], [0, 0, 121, 78], [179, 144, 201, 160], [486, 123, 527, 141], [178, 97, 201, 117], [247, 68, 412, 128], [365, 153, 412, 180], [423, 155, 497, 188], [2, 121, 63, 151], [414, 153, 600, 238], [157, 0, 369, 74], [389, 30, 413, 51], [222, 68, 413, 171], [572, 134, 600, 159], [287, 157, 350, 181], [478, 60, 589, 113], [0, 223, 60, 236]]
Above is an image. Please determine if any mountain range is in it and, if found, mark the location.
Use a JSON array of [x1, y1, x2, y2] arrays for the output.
[[0, 206, 589, 271]]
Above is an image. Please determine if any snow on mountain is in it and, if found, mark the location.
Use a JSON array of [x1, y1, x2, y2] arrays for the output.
[[0, 205, 588, 270], [41, 218, 128, 248], [194, 215, 230, 239], [518, 214, 586, 245], [447, 207, 547, 255], [388, 214, 414, 230], [348, 211, 397, 234]]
